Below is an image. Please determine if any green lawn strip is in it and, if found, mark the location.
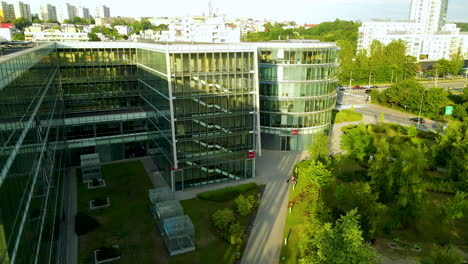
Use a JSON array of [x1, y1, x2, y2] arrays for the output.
[[172, 186, 259, 264], [279, 160, 312, 264], [332, 109, 363, 123], [77, 161, 161, 264]]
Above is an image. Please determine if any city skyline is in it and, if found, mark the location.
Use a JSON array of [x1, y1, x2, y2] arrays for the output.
[[20, 0, 468, 23]]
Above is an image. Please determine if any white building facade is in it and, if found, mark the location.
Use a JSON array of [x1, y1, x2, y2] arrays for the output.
[[13, 1, 31, 21], [39, 4, 57, 22], [167, 16, 240, 43], [358, 0, 468, 60], [95, 5, 110, 18], [58, 3, 77, 23]]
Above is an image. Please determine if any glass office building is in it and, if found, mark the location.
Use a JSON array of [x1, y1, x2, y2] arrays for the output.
[[0, 40, 337, 263], [256, 41, 339, 151]]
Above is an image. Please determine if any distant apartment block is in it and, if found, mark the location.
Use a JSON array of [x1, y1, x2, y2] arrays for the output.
[[39, 4, 57, 22], [13, 1, 31, 22], [0, 2, 15, 22], [78, 7, 90, 20], [58, 3, 77, 23], [167, 16, 240, 43], [24, 29, 89, 41], [95, 5, 110, 18], [358, 0, 468, 60]]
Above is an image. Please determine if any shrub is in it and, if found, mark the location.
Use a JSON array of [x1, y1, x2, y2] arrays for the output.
[[212, 208, 235, 231], [235, 194, 255, 216], [197, 183, 258, 201], [228, 222, 244, 245], [75, 212, 100, 236], [421, 244, 464, 264]]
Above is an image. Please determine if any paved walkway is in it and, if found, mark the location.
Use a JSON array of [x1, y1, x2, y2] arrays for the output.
[[241, 150, 307, 264]]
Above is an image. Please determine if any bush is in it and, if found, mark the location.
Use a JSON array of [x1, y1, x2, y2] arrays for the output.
[[197, 183, 258, 201], [75, 212, 100, 236], [235, 194, 256, 216], [421, 244, 464, 264], [228, 222, 244, 245], [212, 208, 235, 231]]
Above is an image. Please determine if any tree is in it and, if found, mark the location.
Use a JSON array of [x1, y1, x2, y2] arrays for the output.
[[10, 17, 31, 31], [234, 194, 255, 216], [433, 59, 452, 78], [87, 33, 101, 41], [432, 121, 468, 182], [12, 33, 25, 41], [212, 208, 235, 232], [308, 133, 330, 163], [440, 192, 468, 226], [341, 124, 375, 162], [421, 244, 464, 264], [449, 48, 464, 77], [228, 222, 244, 245], [299, 209, 380, 264], [368, 138, 395, 202], [304, 161, 334, 192]]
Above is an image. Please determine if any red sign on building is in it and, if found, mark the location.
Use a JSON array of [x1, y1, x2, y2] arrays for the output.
[[169, 163, 179, 171], [248, 152, 255, 159], [292, 130, 299, 135]]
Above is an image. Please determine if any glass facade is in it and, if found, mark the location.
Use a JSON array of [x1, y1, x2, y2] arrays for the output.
[[257, 43, 339, 151], [0, 43, 67, 264], [0, 41, 338, 263]]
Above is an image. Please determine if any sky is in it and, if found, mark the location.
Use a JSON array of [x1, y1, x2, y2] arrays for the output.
[[27, 0, 468, 24]]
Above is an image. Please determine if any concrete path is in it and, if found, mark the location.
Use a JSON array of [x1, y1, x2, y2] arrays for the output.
[[241, 150, 307, 264], [65, 168, 78, 264]]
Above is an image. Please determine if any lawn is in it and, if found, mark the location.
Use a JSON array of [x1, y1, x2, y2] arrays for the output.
[[332, 109, 363, 123], [171, 185, 260, 264], [76, 160, 163, 264]]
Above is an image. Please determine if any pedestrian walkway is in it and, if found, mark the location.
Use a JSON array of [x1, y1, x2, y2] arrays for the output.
[[241, 150, 307, 264]]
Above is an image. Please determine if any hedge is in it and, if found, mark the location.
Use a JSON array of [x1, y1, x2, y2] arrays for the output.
[[197, 183, 258, 202]]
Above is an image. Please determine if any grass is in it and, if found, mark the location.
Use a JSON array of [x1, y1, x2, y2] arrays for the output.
[[279, 160, 313, 264], [171, 185, 260, 264], [76, 160, 161, 264], [332, 109, 363, 123]]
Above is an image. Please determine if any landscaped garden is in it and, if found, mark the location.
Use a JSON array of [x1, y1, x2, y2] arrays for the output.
[[171, 183, 262, 264], [280, 122, 468, 264], [76, 160, 161, 264]]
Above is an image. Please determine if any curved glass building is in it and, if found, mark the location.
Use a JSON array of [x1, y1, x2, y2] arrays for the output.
[[256, 41, 339, 151]]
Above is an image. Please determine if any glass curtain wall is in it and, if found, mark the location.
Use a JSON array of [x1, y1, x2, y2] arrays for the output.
[[169, 50, 257, 190], [57, 47, 147, 165], [0, 43, 67, 264], [258, 46, 339, 151]]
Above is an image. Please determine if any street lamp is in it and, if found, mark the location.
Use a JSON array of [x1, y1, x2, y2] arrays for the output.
[[417, 89, 427, 129]]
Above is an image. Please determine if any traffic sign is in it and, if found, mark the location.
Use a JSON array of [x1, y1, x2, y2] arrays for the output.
[[292, 130, 298, 135], [445, 106, 453, 115]]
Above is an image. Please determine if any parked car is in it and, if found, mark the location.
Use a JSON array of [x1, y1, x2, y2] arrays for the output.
[[363, 85, 371, 89], [339, 85, 348, 91], [353, 85, 361, 89], [365, 89, 372, 94], [371, 85, 379, 89], [409, 117, 425, 123]]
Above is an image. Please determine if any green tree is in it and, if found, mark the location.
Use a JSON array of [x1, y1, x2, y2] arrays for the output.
[[449, 48, 464, 77], [228, 222, 244, 245], [433, 59, 452, 78], [440, 192, 468, 226], [234, 194, 255, 216], [308, 133, 330, 163], [12, 33, 25, 41], [432, 121, 468, 182], [299, 209, 380, 264], [304, 161, 334, 192], [341, 124, 375, 162], [368, 138, 395, 202], [421, 244, 464, 264], [212, 208, 235, 232], [87, 33, 100, 41], [10, 17, 31, 31]]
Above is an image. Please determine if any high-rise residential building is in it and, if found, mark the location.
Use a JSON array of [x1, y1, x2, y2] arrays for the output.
[[0, 2, 15, 22], [13, 1, 31, 22], [0, 40, 338, 263], [167, 16, 240, 43], [39, 4, 57, 22], [409, 0, 448, 33], [78, 7, 90, 20], [358, 0, 468, 61], [95, 5, 110, 18], [58, 3, 77, 23]]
